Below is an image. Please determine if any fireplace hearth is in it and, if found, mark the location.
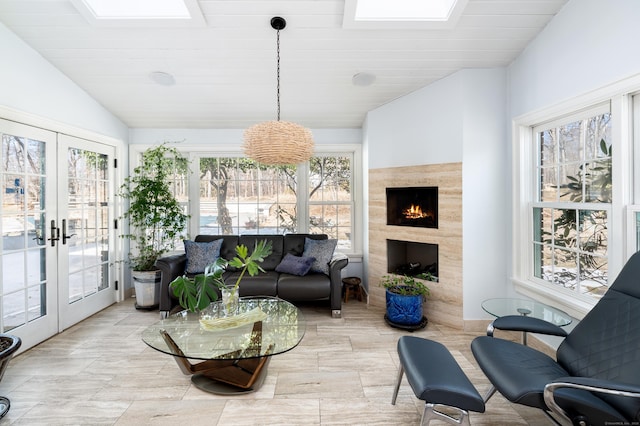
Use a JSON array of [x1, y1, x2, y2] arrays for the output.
[[386, 186, 438, 228]]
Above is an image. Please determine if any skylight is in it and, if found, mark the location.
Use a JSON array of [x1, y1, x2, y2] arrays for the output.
[[354, 0, 457, 21], [80, 0, 190, 19], [343, 0, 468, 29], [71, 0, 205, 26]]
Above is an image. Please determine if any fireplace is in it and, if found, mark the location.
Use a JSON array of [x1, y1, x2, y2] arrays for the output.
[[387, 239, 438, 278], [386, 186, 438, 228]]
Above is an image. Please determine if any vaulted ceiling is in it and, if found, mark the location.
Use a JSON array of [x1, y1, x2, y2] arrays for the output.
[[0, 0, 567, 129]]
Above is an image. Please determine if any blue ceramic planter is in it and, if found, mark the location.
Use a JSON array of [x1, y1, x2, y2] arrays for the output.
[[385, 288, 423, 325]]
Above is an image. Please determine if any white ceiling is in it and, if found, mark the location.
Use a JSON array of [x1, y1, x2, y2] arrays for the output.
[[0, 0, 568, 129]]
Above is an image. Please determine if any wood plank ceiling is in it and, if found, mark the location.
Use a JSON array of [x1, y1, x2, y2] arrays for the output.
[[0, 0, 568, 129]]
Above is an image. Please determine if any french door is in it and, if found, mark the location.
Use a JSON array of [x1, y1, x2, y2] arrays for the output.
[[58, 134, 116, 330], [0, 120, 117, 351]]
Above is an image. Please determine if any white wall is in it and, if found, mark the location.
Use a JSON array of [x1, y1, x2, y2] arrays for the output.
[[364, 68, 509, 320], [129, 128, 362, 146], [0, 23, 128, 141], [365, 72, 464, 168], [461, 68, 509, 319], [509, 0, 640, 118]]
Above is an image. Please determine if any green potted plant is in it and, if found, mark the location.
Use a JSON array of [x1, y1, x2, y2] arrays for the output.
[[381, 273, 432, 328], [169, 239, 273, 313], [119, 143, 189, 309]]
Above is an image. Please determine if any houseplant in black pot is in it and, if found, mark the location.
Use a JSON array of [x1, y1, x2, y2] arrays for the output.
[[381, 273, 432, 329], [119, 143, 189, 309]]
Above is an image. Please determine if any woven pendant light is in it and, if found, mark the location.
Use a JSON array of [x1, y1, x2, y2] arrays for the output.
[[243, 17, 314, 166]]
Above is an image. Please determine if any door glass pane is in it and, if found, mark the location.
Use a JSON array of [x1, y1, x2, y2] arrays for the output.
[[3, 291, 25, 331], [1, 134, 47, 330], [27, 284, 45, 322], [66, 148, 109, 304], [27, 139, 46, 175]]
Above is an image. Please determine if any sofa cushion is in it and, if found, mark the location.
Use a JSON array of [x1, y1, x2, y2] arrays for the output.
[[275, 253, 316, 276], [225, 271, 279, 297], [278, 273, 331, 301], [303, 237, 337, 275], [184, 239, 223, 274]]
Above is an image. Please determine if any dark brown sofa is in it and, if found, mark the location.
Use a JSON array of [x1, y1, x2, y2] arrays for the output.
[[155, 233, 348, 318]]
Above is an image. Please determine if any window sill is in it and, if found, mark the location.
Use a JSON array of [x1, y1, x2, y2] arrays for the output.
[[512, 278, 596, 321]]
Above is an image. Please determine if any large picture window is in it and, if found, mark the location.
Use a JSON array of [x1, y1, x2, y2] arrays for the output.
[[198, 158, 298, 236], [193, 153, 354, 252], [532, 107, 612, 299]]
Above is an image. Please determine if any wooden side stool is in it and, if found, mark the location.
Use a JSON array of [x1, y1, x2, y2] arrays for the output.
[[342, 277, 362, 303]]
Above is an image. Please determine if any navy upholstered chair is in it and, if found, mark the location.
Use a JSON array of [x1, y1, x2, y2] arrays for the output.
[[471, 251, 640, 425]]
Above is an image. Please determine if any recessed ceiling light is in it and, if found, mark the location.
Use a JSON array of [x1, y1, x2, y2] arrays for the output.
[[149, 71, 175, 86], [352, 72, 376, 87]]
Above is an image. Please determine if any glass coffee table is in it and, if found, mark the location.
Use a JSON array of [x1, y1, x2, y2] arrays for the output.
[[481, 298, 572, 345], [142, 297, 305, 394]]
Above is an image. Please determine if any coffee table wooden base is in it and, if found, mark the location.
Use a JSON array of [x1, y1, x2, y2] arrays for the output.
[[191, 357, 271, 394], [161, 321, 274, 394]]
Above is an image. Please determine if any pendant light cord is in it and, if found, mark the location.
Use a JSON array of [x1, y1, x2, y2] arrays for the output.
[[276, 28, 281, 121]]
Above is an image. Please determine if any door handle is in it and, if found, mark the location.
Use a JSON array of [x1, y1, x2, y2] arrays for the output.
[[33, 228, 45, 246], [61, 219, 76, 245], [47, 220, 60, 247]]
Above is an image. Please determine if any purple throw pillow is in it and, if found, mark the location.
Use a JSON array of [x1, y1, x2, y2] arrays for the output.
[[275, 253, 316, 276]]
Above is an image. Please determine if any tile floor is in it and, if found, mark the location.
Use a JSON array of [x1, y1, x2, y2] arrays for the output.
[[0, 298, 552, 425]]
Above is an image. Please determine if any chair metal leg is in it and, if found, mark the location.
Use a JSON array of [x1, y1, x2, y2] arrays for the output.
[[483, 385, 497, 403], [421, 403, 471, 426], [391, 365, 404, 405]]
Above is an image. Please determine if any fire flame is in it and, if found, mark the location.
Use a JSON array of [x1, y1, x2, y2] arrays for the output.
[[403, 204, 430, 220]]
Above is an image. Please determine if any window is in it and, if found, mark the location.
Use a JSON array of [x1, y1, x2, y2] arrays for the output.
[[532, 107, 612, 299], [308, 155, 353, 250], [513, 84, 640, 317], [197, 158, 298, 236], [128, 144, 359, 254], [193, 153, 355, 252]]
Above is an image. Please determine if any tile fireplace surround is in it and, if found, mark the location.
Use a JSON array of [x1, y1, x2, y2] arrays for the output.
[[369, 162, 463, 329]]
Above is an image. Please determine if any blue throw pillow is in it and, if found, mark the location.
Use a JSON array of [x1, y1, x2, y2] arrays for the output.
[[275, 253, 316, 276], [184, 239, 223, 274], [302, 237, 337, 275]]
